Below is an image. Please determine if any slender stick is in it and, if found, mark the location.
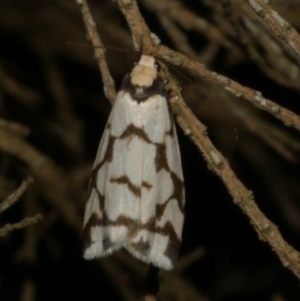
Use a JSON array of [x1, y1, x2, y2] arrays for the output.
[[0, 214, 43, 237], [0, 176, 34, 213], [75, 0, 116, 102]]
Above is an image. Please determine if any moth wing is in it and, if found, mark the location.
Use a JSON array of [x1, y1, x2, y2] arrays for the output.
[[83, 91, 140, 259], [83, 91, 184, 270], [125, 94, 185, 270]]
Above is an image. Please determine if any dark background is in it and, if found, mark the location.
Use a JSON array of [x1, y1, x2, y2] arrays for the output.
[[1, 1, 300, 300]]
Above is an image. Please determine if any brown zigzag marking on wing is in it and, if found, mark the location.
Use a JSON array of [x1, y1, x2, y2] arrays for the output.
[[110, 176, 153, 198], [97, 191, 105, 212], [84, 111, 184, 265], [142, 181, 153, 190], [86, 125, 183, 219], [155, 171, 184, 220], [130, 238, 151, 255], [161, 221, 181, 264], [158, 172, 184, 216], [153, 139, 184, 219], [169, 172, 185, 210], [120, 123, 152, 143], [87, 135, 116, 198], [83, 210, 110, 251], [110, 175, 141, 197], [82, 213, 97, 251], [83, 213, 181, 264], [154, 143, 170, 173], [155, 174, 184, 220]]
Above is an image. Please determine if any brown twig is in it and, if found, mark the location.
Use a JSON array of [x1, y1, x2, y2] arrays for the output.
[[176, 248, 206, 272], [170, 88, 300, 279], [75, 0, 116, 102], [75, 0, 300, 294], [21, 279, 36, 301], [117, 0, 154, 52], [247, 0, 300, 58], [157, 13, 200, 60], [115, 0, 300, 280], [15, 188, 39, 264], [0, 66, 41, 105], [141, 0, 231, 48], [157, 45, 300, 131], [0, 118, 31, 137], [118, 0, 300, 134], [0, 214, 43, 237], [0, 176, 34, 213], [199, 1, 300, 91], [0, 127, 82, 232]]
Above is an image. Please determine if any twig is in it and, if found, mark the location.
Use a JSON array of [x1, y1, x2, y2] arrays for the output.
[[176, 248, 206, 271], [141, 0, 231, 48], [0, 66, 41, 105], [117, 0, 300, 133], [0, 118, 30, 137], [15, 189, 39, 264], [0, 127, 82, 232], [169, 88, 300, 279], [117, 0, 154, 52], [0, 176, 34, 213], [115, 0, 300, 280], [21, 279, 36, 301], [157, 13, 201, 61], [247, 0, 300, 58], [157, 45, 300, 132], [0, 214, 43, 237], [75, 0, 116, 102], [215, 0, 300, 91]]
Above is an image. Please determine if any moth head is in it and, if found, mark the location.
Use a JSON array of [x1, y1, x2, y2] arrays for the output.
[[130, 55, 160, 88]]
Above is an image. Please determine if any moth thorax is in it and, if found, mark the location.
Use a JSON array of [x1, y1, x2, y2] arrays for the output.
[[130, 66, 157, 87]]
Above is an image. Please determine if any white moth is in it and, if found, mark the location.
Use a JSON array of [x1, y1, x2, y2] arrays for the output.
[[83, 55, 185, 270]]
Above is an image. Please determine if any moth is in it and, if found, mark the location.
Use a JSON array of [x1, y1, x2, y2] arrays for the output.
[[83, 54, 185, 270]]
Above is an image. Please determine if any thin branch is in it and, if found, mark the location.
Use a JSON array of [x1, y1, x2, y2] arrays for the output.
[[169, 87, 300, 279], [0, 176, 34, 214], [117, 0, 300, 133], [0, 214, 43, 237], [176, 248, 206, 272], [0, 66, 41, 105], [75, 0, 116, 102], [248, 0, 300, 58], [141, 0, 231, 48], [0, 127, 82, 232], [0, 118, 30, 137], [116, 0, 154, 52], [115, 0, 300, 280], [157, 45, 300, 132]]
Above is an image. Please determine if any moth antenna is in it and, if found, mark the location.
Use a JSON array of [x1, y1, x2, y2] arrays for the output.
[[67, 41, 142, 69]]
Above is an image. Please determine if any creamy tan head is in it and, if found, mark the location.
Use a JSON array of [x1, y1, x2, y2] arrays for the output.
[[130, 55, 158, 87]]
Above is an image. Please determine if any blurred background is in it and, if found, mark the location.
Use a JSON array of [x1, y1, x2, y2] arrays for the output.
[[1, 0, 300, 300]]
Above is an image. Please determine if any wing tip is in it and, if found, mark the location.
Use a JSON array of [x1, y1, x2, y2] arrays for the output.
[[83, 243, 122, 260]]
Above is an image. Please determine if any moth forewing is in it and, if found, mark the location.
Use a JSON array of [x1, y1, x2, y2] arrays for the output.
[[83, 54, 185, 270]]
